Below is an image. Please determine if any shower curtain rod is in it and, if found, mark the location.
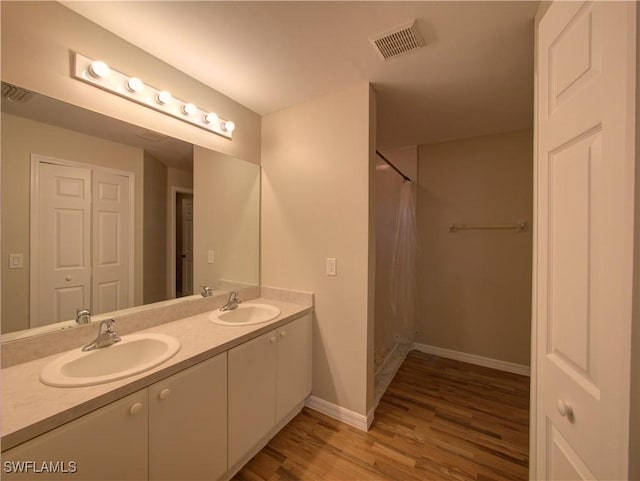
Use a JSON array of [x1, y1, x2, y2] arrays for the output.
[[376, 150, 412, 183]]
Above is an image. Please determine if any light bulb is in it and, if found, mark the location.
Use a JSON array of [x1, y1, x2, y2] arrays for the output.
[[156, 90, 172, 105], [203, 112, 219, 124], [221, 120, 236, 133], [88, 60, 110, 79], [126, 77, 144, 93], [181, 103, 197, 116]]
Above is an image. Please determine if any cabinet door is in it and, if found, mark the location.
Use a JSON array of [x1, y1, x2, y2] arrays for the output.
[[276, 314, 312, 423], [228, 330, 276, 468], [2, 390, 148, 481], [149, 353, 227, 481]]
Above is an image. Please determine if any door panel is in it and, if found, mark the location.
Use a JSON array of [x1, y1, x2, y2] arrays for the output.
[[547, 423, 596, 480], [536, 2, 636, 479], [34, 161, 132, 326], [36, 162, 91, 327], [96, 281, 119, 314], [54, 286, 86, 323], [92, 170, 130, 314]]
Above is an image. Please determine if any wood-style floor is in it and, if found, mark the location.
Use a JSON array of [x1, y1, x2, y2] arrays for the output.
[[233, 351, 530, 481]]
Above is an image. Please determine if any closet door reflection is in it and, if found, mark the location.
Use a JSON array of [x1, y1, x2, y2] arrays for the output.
[[32, 157, 133, 328]]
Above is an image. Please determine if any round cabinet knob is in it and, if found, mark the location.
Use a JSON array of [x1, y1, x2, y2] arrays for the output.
[[65, 276, 72, 281], [129, 403, 144, 416], [557, 399, 574, 418], [269, 336, 276, 344], [158, 388, 171, 400], [280, 331, 287, 338]]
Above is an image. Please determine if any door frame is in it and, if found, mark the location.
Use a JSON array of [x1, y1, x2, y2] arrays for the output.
[[529, 4, 547, 478], [29, 154, 136, 327], [167, 186, 193, 299]]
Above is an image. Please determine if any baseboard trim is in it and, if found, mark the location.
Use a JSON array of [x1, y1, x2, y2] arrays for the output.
[[305, 395, 370, 432], [413, 343, 530, 376]]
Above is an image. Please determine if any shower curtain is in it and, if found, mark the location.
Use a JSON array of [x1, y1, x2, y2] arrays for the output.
[[389, 181, 417, 344]]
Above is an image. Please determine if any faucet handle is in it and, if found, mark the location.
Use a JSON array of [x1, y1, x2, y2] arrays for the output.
[[200, 286, 212, 297], [100, 319, 116, 333], [75, 308, 92, 325]]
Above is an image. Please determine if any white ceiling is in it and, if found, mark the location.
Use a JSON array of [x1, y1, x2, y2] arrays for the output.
[[62, 1, 538, 150]]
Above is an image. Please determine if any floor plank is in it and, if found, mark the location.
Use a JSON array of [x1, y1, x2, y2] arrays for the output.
[[233, 351, 530, 481]]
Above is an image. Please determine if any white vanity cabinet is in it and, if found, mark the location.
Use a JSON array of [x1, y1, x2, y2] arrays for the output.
[[2, 310, 312, 481], [276, 315, 312, 423], [2, 354, 227, 481], [228, 329, 277, 468], [228, 314, 312, 468], [149, 352, 227, 481], [2, 390, 148, 481]]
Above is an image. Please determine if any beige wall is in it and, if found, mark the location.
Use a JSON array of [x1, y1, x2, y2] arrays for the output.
[[143, 152, 168, 304], [417, 129, 533, 366], [193, 147, 260, 291], [374, 147, 418, 367], [167, 168, 193, 191], [261, 82, 375, 416], [1, 113, 144, 334], [1, 1, 261, 164]]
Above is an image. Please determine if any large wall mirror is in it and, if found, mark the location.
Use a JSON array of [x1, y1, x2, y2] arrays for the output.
[[1, 83, 260, 339]]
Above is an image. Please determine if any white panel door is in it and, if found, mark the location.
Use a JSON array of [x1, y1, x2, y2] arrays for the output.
[[36, 162, 91, 327], [180, 197, 194, 296], [92, 170, 130, 314], [536, 2, 636, 479]]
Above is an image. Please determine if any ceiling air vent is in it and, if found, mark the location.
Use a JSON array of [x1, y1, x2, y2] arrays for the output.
[[370, 20, 425, 60], [135, 129, 168, 142], [1, 81, 34, 103]]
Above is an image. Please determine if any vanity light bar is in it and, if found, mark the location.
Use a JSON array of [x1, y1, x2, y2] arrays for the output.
[[72, 52, 234, 139]]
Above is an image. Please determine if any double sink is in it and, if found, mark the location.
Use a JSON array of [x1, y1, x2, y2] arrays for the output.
[[39, 302, 281, 388]]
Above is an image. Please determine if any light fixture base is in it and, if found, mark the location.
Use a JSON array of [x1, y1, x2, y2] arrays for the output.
[[72, 52, 233, 139]]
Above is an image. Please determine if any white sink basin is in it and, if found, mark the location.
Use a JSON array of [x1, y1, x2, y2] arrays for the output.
[[209, 303, 280, 326], [40, 333, 180, 387]]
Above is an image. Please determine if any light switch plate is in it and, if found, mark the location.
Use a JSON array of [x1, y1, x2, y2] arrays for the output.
[[326, 257, 337, 276], [9, 253, 23, 269], [208, 250, 215, 264]]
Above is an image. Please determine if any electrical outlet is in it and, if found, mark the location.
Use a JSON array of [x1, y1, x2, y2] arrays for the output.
[[208, 250, 215, 264], [326, 257, 337, 276]]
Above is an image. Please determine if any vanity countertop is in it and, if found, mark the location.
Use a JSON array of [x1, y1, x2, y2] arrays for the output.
[[1, 297, 312, 451]]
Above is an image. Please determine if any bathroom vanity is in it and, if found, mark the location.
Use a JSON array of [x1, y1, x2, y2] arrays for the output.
[[1, 293, 312, 481]]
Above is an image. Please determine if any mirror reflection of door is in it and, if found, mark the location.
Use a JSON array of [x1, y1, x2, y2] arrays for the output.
[[175, 192, 194, 297], [32, 157, 133, 327]]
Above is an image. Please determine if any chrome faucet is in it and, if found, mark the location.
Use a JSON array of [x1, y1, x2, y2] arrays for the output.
[[76, 308, 91, 325], [220, 291, 241, 311], [200, 286, 213, 297], [82, 319, 121, 351]]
